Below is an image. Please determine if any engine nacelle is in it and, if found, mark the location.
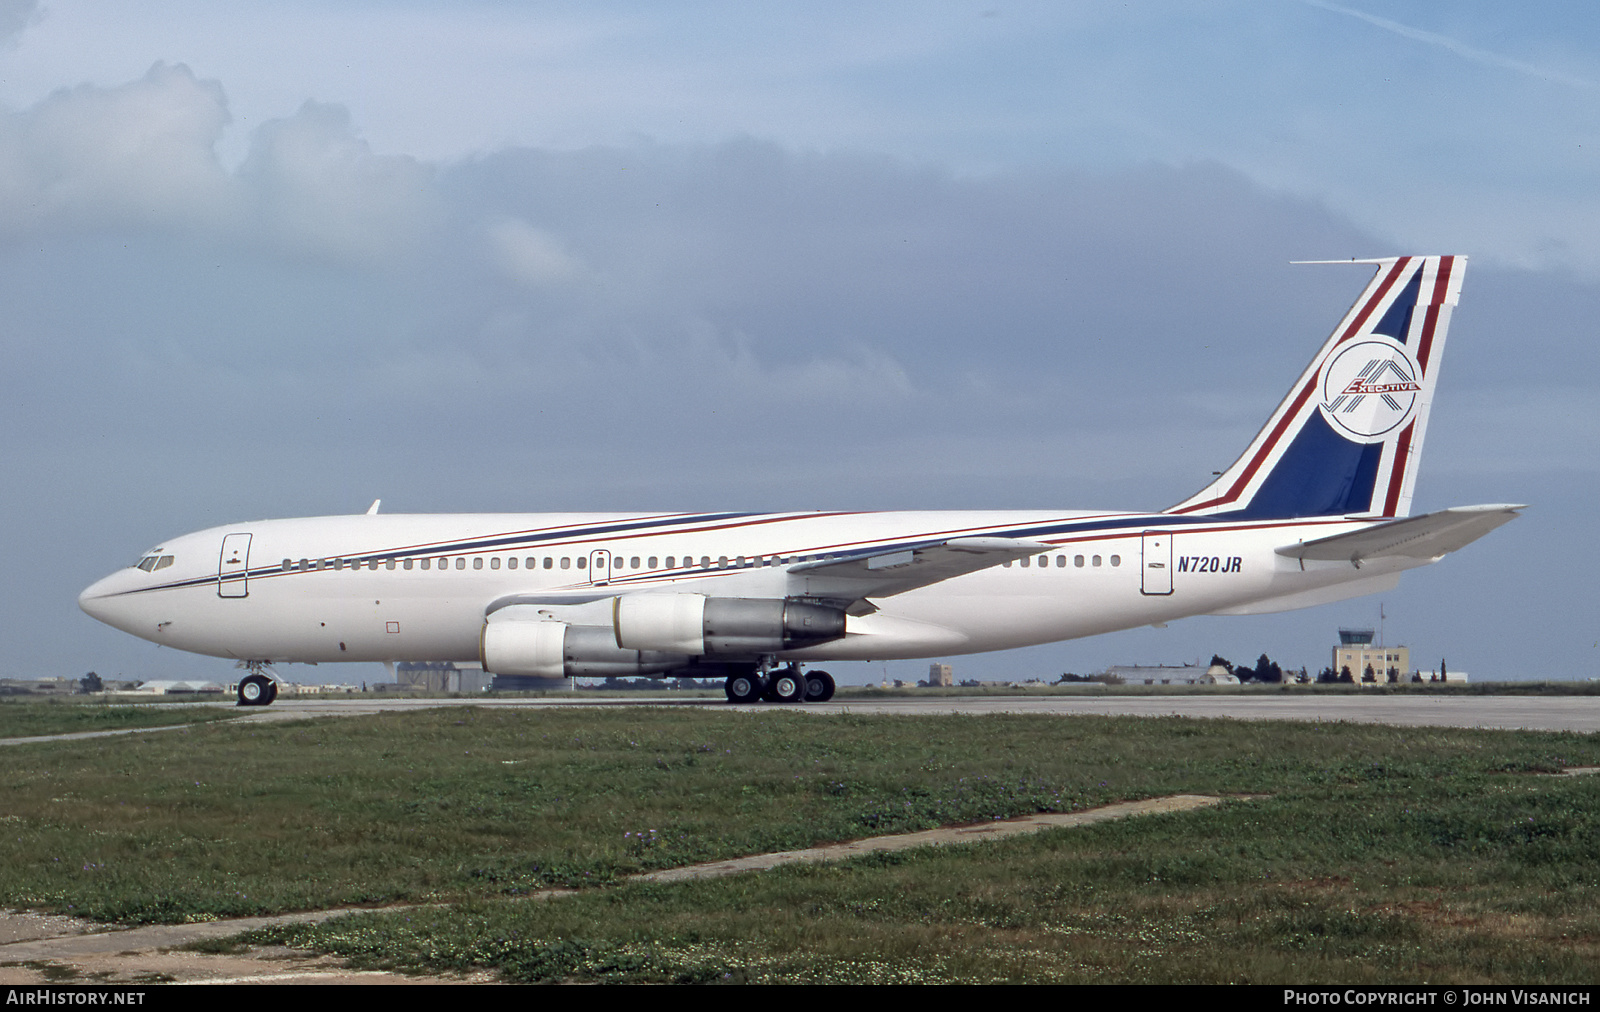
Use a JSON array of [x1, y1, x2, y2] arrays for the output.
[[480, 619, 566, 677], [480, 619, 689, 677], [613, 594, 846, 655]]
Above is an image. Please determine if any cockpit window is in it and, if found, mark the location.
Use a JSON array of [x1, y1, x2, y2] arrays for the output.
[[135, 554, 175, 573]]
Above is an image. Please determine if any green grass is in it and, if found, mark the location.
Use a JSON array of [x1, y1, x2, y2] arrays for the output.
[[0, 696, 240, 738], [248, 780, 1600, 983], [4, 707, 1598, 982]]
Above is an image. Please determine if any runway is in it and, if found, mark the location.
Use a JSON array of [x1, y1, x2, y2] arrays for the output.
[[131, 691, 1600, 735]]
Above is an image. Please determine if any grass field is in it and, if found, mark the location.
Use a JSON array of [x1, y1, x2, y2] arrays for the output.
[[0, 696, 240, 738], [3, 705, 1598, 982]]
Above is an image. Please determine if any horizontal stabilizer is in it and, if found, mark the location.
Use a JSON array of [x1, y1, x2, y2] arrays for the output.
[[790, 536, 1051, 600], [1275, 504, 1524, 565]]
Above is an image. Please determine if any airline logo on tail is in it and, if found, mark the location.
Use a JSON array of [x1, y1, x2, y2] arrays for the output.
[[1320, 338, 1423, 439]]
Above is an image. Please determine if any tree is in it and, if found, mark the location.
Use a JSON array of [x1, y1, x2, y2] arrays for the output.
[[78, 672, 102, 694], [1255, 653, 1283, 684]]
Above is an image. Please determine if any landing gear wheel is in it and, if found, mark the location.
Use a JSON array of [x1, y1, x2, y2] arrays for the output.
[[237, 673, 273, 707], [769, 668, 806, 703], [724, 672, 762, 704], [263, 680, 279, 705], [804, 670, 835, 703]]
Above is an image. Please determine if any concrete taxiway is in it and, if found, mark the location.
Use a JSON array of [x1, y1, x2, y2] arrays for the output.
[[6, 691, 1593, 741]]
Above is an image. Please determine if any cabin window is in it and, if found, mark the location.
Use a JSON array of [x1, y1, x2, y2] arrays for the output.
[[648, 557, 658, 569], [1110, 555, 1121, 567], [420, 558, 430, 570], [282, 559, 292, 571], [560, 557, 570, 569], [490, 557, 500, 570], [630, 556, 640, 569], [700, 556, 711, 568], [544, 557, 553, 569], [455, 558, 466, 570], [473, 557, 484, 570], [1056, 556, 1066, 567], [1003, 560, 1012, 568], [385, 560, 396, 570], [1019, 557, 1029, 568], [508, 557, 517, 569], [1075, 555, 1085, 567], [666, 556, 676, 568], [403, 559, 413, 570], [577, 557, 587, 569], [1092, 555, 1102, 567]]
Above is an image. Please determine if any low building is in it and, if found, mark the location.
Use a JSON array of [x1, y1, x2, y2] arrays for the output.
[[1104, 663, 1205, 685], [132, 680, 227, 695], [397, 662, 492, 693]]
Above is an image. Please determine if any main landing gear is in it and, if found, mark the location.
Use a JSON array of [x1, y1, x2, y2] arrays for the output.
[[723, 664, 835, 704], [236, 662, 279, 707]]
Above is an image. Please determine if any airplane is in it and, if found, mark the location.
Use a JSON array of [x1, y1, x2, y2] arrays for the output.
[[79, 255, 1521, 707]]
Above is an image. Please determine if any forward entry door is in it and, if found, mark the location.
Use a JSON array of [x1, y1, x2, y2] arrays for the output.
[[218, 533, 252, 598]]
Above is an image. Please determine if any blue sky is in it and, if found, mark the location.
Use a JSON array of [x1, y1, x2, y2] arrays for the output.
[[2, 1, 1595, 684]]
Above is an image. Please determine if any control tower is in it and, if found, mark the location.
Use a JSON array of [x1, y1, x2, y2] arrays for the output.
[[1334, 628, 1409, 683]]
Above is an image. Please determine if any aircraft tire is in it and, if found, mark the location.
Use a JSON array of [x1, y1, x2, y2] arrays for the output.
[[804, 670, 835, 703], [237, 674, 272, 707], [263, 680, 278, 705], [770, 669, 806, 703], [725, 672, 762, 704]]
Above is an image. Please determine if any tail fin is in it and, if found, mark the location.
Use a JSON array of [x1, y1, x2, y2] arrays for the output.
[[1169, 255, 1464, 520]]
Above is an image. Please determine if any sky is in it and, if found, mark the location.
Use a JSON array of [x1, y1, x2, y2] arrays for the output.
[[2, 1, 1596, 686]]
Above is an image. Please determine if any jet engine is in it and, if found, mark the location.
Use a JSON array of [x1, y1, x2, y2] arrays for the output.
[[613, 594, 846, 654], [480, 620, 689, 678], [480, 595, 848, 677]]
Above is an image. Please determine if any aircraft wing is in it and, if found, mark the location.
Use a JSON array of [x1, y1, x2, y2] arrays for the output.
[[1274, 504, 1524, 566], [788, 536, 1052, 604]]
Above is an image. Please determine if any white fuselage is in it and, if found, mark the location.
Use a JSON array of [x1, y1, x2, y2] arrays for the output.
[[78, 508, 1416, 666]]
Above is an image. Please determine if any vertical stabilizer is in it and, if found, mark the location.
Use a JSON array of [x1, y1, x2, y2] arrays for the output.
[[1169, 255, 1464, 520]]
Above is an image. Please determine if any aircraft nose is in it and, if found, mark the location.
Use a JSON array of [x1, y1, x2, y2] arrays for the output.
[[79, 575, 116, 623], [79, 571, 138, 630]]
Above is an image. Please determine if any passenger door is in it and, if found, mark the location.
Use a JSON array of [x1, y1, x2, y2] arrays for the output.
[[218, 533, 252, 598]]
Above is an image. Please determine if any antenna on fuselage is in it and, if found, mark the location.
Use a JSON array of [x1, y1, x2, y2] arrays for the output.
[[366, 499, 381, 515]]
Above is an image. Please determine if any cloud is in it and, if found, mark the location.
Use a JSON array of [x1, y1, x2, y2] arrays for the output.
[[0, 63, 439, 264], [238, 100, 440, 263], [0, 0, 39, 47], [486, 217, 585, 286], [0, 62, 235, 233]]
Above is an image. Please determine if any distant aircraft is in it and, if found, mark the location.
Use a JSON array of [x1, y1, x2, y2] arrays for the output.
[[80, 255, 1519, 706]]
